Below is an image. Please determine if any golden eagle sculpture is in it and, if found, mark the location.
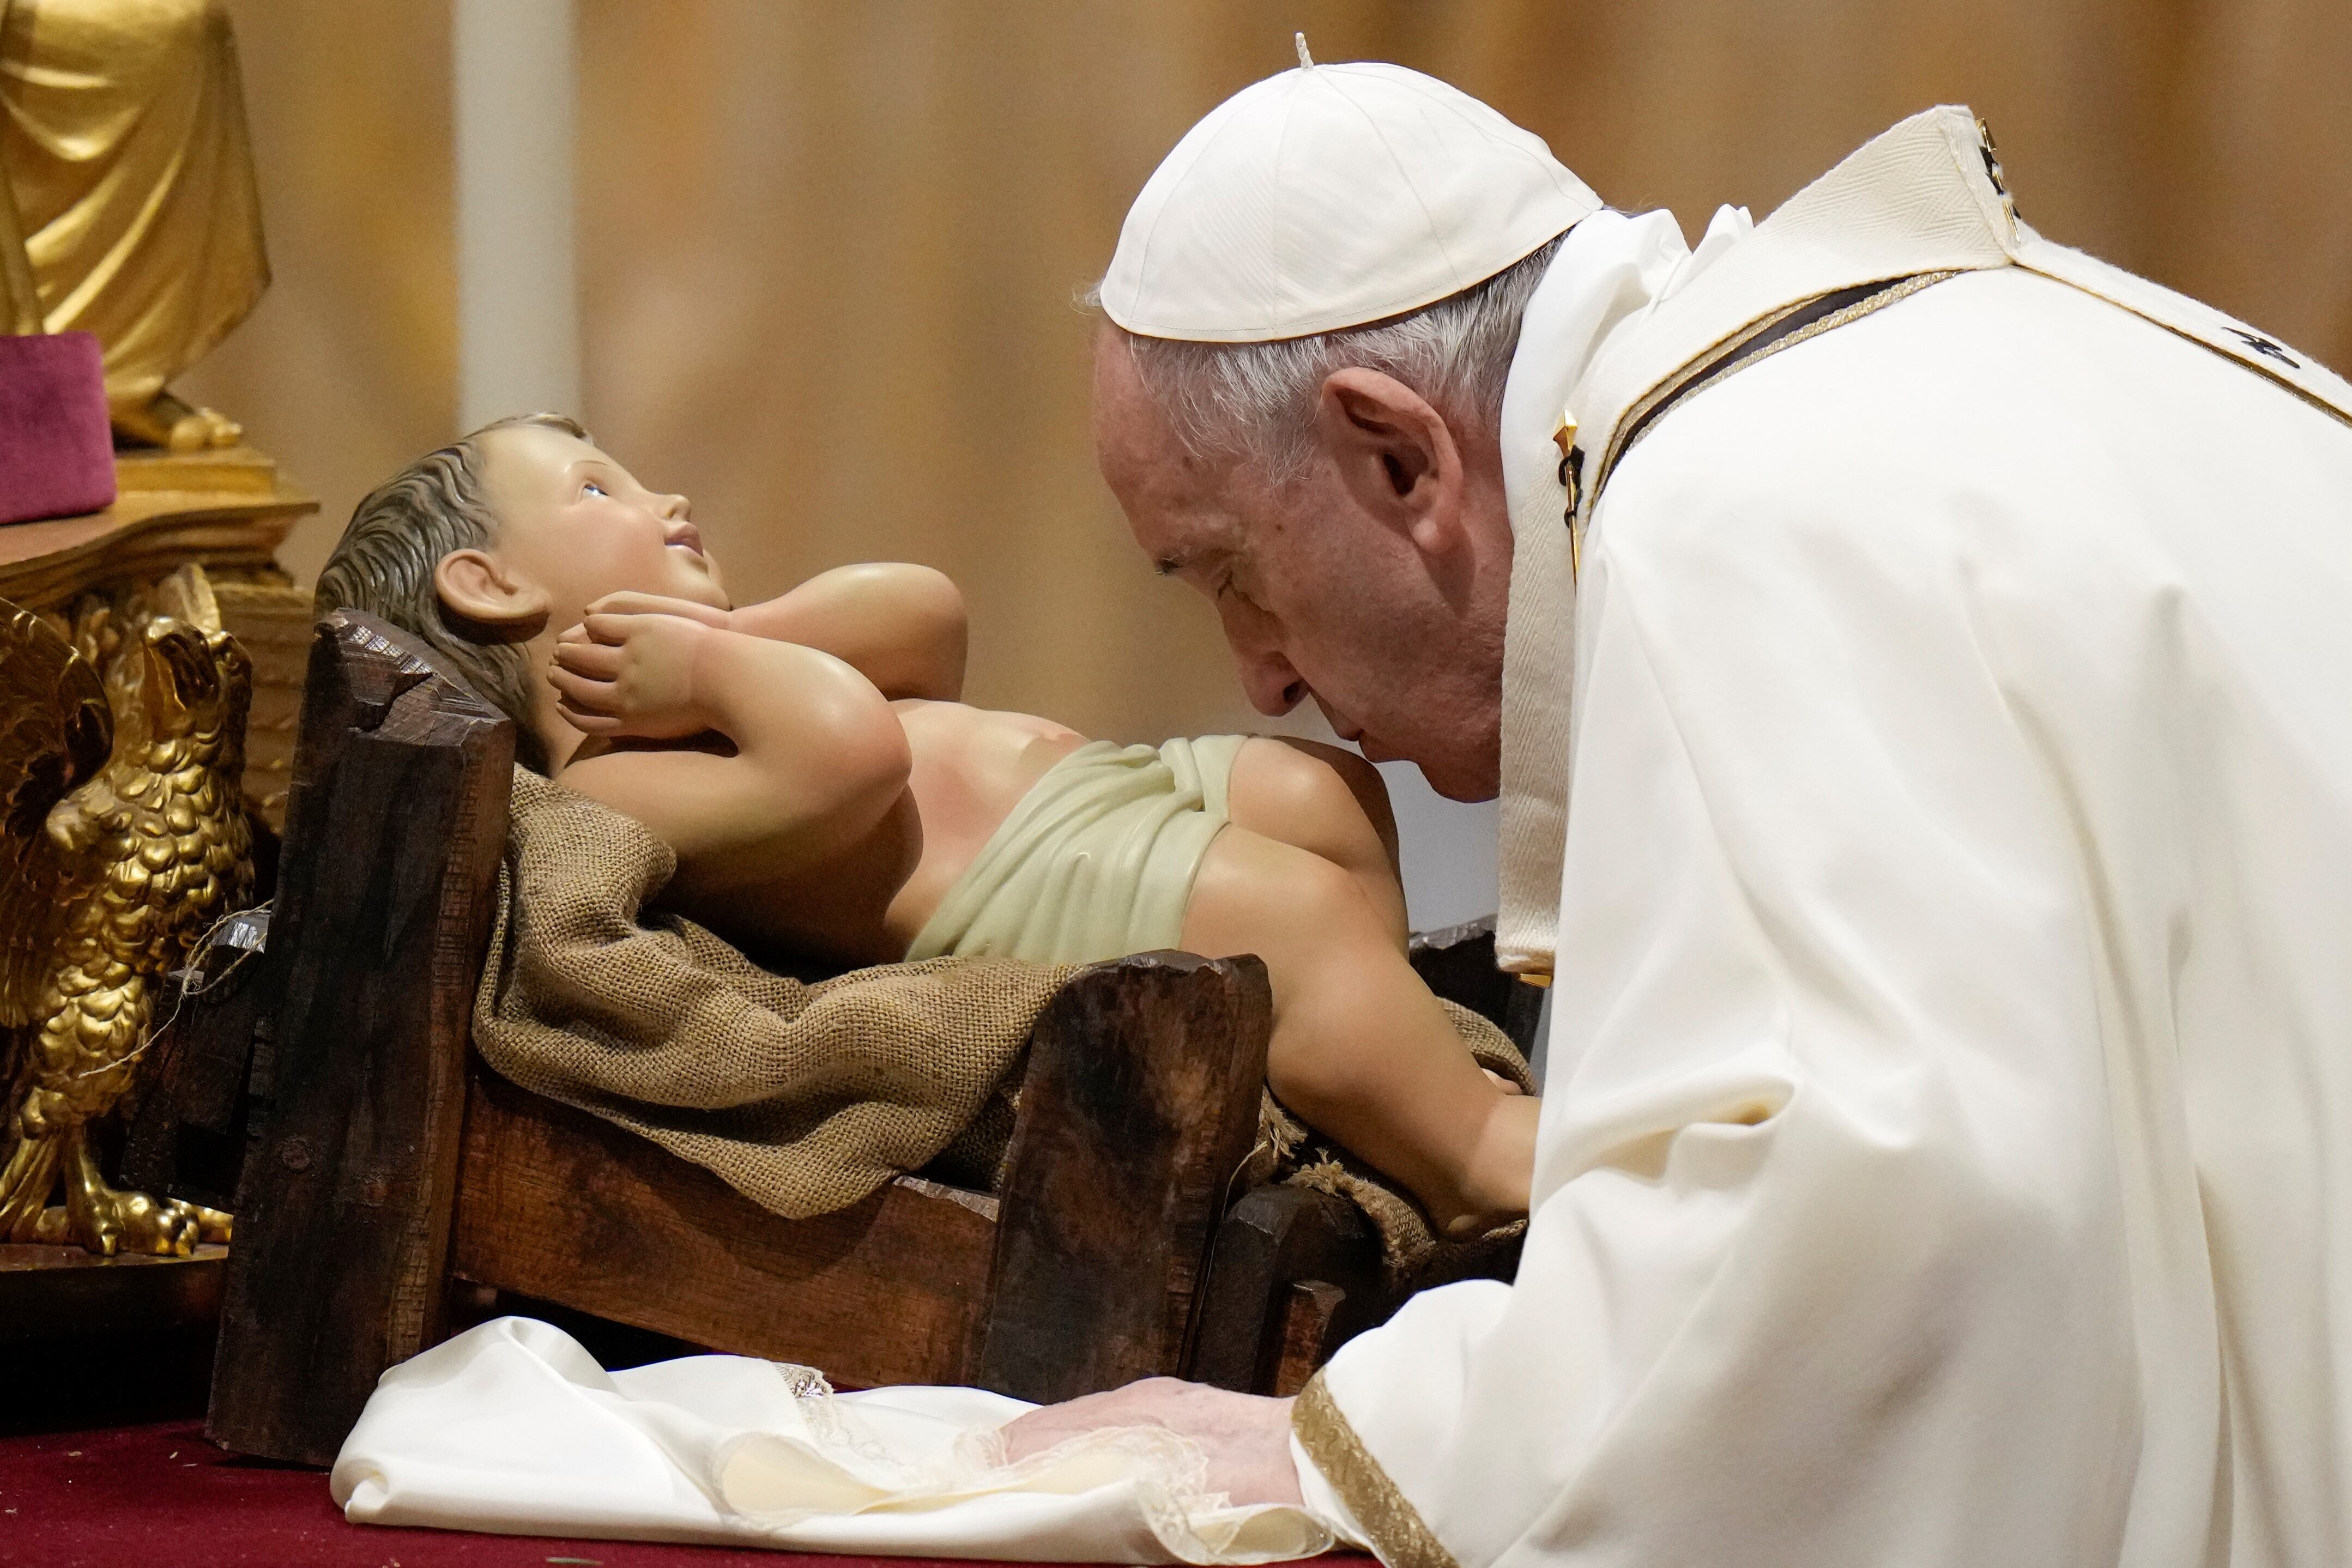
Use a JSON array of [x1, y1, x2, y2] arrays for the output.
[[0, 566, 252, 1255]]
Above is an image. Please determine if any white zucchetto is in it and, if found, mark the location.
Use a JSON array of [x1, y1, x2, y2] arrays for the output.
[[1101, 56, 1602, 343]]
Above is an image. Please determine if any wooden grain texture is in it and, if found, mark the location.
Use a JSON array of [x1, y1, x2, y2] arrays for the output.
[[1190, 1185, 1382, 1395], [1188, 916, 1538, 1396], [1268, 1279, 1348, 1399], [0, 1244, 226, 1342], [1411, 915, 1547, 1058], [451, 1070, 999, 1387], [975, 951, 1271, 1403], [206, 611, 513, 1466], [118, 921, 274, 1214]]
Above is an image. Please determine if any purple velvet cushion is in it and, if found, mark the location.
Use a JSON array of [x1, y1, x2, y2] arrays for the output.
[[0, 331, 115, 526]]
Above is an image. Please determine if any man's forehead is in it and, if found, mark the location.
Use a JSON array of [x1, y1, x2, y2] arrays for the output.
[[1128, 472, 1250, 574], [1093, 328, 1268, 576]]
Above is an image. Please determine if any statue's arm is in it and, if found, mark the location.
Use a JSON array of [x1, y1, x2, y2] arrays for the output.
[[549, 614, 912, 874], [727, 563, 969, 701]]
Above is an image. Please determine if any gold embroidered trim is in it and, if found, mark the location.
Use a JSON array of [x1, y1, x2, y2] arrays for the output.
[[1293, 1370, 1461, 1568], [1584, 269, 1963, 530]]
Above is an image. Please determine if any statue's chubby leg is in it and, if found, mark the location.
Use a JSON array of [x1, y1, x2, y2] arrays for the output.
[[1219, 737, 1408, 941], [1179, 820, 1538, 1238]]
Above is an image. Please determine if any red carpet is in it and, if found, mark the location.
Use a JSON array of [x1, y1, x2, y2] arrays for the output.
[[0, 1416, 1376, 1568]]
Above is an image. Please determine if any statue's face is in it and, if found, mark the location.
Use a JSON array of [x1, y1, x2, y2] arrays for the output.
[[475, 425, 731, 632]]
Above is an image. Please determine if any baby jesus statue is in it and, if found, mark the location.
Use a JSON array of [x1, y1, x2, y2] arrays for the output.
[[316, 414, 1538, 1236]]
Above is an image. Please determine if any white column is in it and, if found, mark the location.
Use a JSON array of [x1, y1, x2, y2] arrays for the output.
[[452, 0, 579, 431]]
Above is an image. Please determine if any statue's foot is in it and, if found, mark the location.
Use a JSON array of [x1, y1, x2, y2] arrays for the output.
[[113, 390, 243, 454], [35, 1128, 231, 1257], [31, 1188, 228, 1256]]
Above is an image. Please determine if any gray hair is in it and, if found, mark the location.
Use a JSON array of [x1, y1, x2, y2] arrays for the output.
[[1103, 233, 1564, 485], [313, 413, 590, 775]]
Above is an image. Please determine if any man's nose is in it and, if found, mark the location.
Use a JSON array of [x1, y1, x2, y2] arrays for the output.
[[1236, 646, 1309, 717]]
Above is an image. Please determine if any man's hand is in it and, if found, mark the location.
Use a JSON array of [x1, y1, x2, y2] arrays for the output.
[[999, 1378, 1302, 1507], [548, 611, 719, 739]]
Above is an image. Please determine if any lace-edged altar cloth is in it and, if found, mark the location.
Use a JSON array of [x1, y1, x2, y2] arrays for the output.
[[332, 1317, 1332, 1564]]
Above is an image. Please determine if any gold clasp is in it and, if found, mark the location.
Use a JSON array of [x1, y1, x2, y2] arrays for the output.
[[1554, 409, 1585, 580]]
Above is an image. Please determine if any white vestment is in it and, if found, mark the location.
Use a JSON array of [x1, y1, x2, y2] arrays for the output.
[[1295, 108, 2352, 1568], [332, 1315, 1328, 1563]]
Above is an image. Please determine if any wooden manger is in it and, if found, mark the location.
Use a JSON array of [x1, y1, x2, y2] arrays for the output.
[[128, 610, 1542, 1466]]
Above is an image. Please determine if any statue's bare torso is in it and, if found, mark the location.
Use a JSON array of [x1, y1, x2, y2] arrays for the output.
[[684, 699, 1085, 969]]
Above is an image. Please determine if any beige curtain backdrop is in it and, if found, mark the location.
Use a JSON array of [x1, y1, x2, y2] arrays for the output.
[[173, 0, 2352, 744], [172, 0, 456, 589]]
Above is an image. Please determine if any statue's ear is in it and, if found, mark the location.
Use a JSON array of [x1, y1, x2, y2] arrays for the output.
[[433, 548, 549, 635]]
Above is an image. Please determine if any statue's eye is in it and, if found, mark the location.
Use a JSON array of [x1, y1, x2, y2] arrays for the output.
[[583, 480, 608, 498]]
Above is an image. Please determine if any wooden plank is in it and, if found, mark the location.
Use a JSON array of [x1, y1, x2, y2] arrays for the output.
[[1267, 1280, 1348, 1398], [118, 908, 276, 1214], [206, 612, 512, 1466], [975, 951, 1271, 1402], [1190, 1185, 1383, 1394], [450, 1070, 999, 1388], [0, 1245, 225, 1343]]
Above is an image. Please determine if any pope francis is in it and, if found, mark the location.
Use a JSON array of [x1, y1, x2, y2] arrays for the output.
[[1006, 49, 2352, 1568]]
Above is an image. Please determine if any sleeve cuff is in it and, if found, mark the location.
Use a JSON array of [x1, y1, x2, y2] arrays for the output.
[[1290, 1370, 1460, 1568], [1289, 1429, 1369, 1549]]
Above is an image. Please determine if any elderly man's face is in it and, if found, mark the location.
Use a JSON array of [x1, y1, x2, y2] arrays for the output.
[[1092, 328, 1514, 801]]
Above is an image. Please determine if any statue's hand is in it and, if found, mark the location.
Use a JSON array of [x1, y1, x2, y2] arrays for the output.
[[577, 591, 733, 629], [549, 611, 719, 740]]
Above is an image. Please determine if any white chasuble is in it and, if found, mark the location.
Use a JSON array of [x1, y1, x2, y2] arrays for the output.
[[1300, 110, 2352, 1567]]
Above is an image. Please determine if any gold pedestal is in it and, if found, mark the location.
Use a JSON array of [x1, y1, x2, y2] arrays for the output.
[[0, 448, 313, 608], [0, 449, 318, 832], [0, 448, 315, 1318]]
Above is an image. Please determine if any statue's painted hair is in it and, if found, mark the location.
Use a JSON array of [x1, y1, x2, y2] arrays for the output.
[[312, 413, 589, 774]]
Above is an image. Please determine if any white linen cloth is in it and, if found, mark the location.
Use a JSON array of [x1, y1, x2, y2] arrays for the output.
[[332, 1316, 1331, 1563], [1305, 108, 2352, 1568]]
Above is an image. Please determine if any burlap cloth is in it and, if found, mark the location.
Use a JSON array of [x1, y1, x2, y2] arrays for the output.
[[473, 766, 1532, 1276], [472, 768, 1074, 1216]]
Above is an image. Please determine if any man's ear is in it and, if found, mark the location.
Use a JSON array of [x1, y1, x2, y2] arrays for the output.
[[1313, 368, 1466, 559], [433, 548, 551, 636]]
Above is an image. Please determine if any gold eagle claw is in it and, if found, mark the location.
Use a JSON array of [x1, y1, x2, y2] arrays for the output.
[[26, 1133, 232, 1256], [0, 568, 253, 1255]]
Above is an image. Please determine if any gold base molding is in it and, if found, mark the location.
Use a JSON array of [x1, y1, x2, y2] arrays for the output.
[[0, 450, 316, 613], [113, 445, 282, 498]]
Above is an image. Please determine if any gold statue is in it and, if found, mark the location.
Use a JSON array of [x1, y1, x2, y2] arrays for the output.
[[0, 0, 268, 453], [0, 565, 251, 1255]]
